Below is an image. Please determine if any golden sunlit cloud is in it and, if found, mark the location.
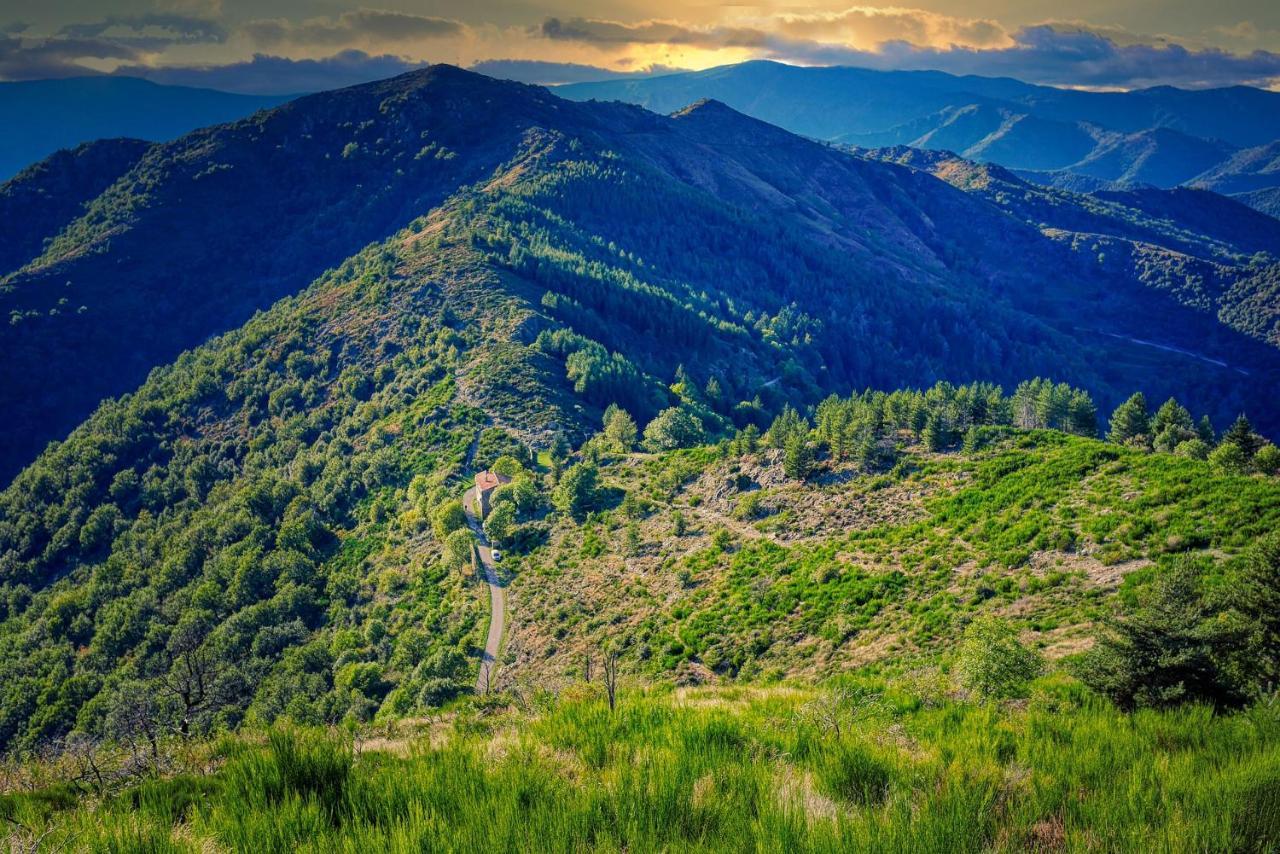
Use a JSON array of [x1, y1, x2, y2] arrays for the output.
[[4, 3, 1280, 91]]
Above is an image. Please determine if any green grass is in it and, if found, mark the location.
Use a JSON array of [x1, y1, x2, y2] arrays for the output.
[[5, 681, 1277, 852], [513, 431, 1280, 681]]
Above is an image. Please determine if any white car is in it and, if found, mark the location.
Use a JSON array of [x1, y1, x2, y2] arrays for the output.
[[490, 550, 502, 562]]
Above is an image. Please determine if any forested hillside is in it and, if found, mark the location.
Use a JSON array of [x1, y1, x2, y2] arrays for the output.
[[2, 65, 1280, 850], [3, 76, 1280, 746], [4, 66, 1280, 484], [858, 146, 1280, 348]]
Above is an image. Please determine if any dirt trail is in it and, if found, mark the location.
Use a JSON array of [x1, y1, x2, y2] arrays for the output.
[[463, 484, 505, 693]]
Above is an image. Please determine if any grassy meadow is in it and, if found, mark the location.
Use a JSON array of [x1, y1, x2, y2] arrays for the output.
[[4, 680, 1278, 852]]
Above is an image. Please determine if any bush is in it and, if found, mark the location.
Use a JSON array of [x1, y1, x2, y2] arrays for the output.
[[1254, 444, 1280, 476], [954, 617, 1042, 700]]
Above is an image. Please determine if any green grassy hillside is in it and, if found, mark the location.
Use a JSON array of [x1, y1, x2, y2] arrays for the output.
[[505, 431, 1280, 686], [4, 683, 1278, 852]]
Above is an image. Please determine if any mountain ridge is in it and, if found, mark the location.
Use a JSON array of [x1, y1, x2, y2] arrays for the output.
[[557, 60, 1280, 211], [2, 62, 1279, 490]]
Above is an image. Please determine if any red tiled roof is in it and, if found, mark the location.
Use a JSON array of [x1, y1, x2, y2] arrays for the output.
[[475, 471, 503, 492]]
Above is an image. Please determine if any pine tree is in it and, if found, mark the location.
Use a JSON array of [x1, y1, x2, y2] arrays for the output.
[[782, 433, 814, 480], [1196, 415, 1216, 446], [1067, 391, 1098, 438], [1152, 398, 1195, 453], [922, 412, 949, 452], [1223, 414, 1262, 459], [766, 405, 806, 449], [548, 433, 571, 481], [1107, 393, 1150, 447]]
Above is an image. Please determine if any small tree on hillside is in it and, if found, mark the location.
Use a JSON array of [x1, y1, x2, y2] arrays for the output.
[[159, 623, 224, 738], [1209, 441, 1249, 474], [1152, 398, 1196, 453], [1235, 532, 1280, 687], [431, 500, 466, 541], [548, 434, 571, 481], [1253, 444, 1280, 476], [643, 407, 704, 451], [1075, 561, 1251, 710], [921, 412, 950, 452], [954, 617, 1042, 700], [782, 432, 815, 480], [1107, 392, 1150, 448], [1196, 415, 1216, 445], [1223, 414, 1263, 460], [444, 528, 475, 572], [553, 462, 599, 520], [766, 406, 807, 449], [602, 404, 638, 453], [483, 501, 516, 546], [602, 648, 621, 711]]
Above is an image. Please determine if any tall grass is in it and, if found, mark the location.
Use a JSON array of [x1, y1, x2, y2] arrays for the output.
[[4, 681, 1278, 852]]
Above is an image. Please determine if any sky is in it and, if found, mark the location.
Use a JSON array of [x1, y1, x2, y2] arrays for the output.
[[3, 1, 1280, 93]]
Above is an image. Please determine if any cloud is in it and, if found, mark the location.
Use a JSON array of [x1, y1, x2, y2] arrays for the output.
[[778, 25, 1280, 89], [541, 18, 768, 50], [774, 7, 1010, 50], [112, 49, 429, 95], [57, 13, 227, 46], [469, 58, 685, 85], [242, 10, 462, 48], [538, 13, 1280, 90], [0, 14, 226, 80], [0, 35, 143, 79], [540, 9, 1009, 53], [1, 21, 30, 35]]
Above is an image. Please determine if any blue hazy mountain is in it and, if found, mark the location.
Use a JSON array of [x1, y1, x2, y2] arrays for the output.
[[558, 61, 1280, 210], [0, 76, 292, 179]]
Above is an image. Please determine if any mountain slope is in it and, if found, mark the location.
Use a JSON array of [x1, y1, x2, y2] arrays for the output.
[[559, 61, 1280, 147], [0, 138, 152, 273], [4, 67, 1280, 486], [858, 145, 1280, 347], [0, 77, 291, 180], [558, 61, 1280, 199], [3, 66, 1280, 752], [0, 67, 612, 479], [1067, 128, 1237, 187], [1191, 140, 1280, 211]]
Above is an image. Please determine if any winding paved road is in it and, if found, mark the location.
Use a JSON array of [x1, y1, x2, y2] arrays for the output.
[[462, 484, 505, 693]]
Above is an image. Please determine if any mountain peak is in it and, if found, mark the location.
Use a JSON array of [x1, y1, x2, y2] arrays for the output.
[[669, 97, 800, 146]]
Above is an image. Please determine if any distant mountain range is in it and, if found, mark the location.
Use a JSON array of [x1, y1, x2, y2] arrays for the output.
[[558, 61, 1280, 212], [0, 77, 292, 179], [2, 65, 1279, 484]]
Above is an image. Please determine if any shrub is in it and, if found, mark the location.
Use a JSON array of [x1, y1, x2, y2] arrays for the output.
[[954, 617, 1042, 700]]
